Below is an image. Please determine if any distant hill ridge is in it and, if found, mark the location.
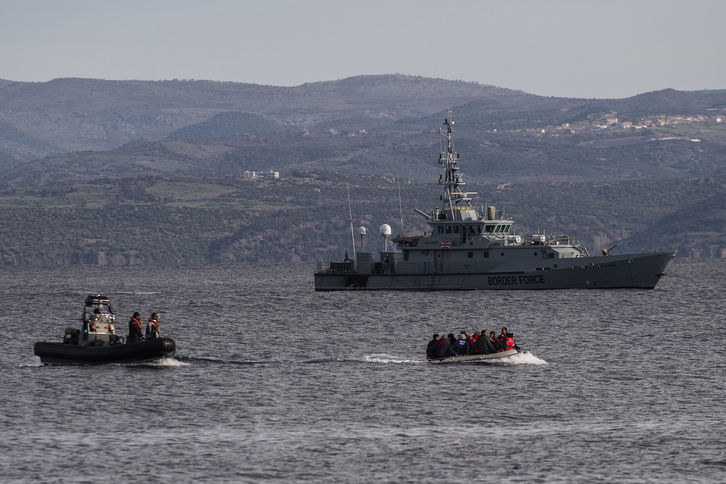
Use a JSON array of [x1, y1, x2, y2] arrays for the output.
[[0, 74, 520, 163], [2, 75, 725, 165], [299, 74, 523, 98]]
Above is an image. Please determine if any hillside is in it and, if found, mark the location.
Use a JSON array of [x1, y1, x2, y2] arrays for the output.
[[1, 75, 726, 263], [0, 75, 514, 162], [1, 125, 725, 189], [0, 172, 724, 265]]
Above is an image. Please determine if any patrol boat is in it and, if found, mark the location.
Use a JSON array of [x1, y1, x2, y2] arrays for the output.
[[314, 114, 676, 290], [34, 294, 176, 365]]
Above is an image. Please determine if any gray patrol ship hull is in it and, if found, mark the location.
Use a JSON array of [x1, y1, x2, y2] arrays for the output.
[[315, 249, 675, 291]]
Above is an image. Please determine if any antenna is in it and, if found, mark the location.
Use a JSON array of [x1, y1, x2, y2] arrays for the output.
[[397, 178, 404, 237], [347, 183, 356, 260]]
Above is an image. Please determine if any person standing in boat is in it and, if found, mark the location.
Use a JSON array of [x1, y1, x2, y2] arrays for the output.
[[146, 313, 160, 339], [89, 308, 102, 332], [128, 312, 144, 343]]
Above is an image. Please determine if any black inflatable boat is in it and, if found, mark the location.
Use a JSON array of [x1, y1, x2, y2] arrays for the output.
[[34, 294, 176, 365]]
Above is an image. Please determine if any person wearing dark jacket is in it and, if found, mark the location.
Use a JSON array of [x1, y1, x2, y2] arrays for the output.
[[489, 331, 501, 352], [426, 334, 440, 359], [473, 329, 497, 355], [498, 327, 509, 350], [434, 335, 457, 359], [447, 333, 457, 348], [128, 312, 143, 343]]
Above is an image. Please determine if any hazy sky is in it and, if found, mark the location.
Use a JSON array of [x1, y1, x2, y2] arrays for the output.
[[1, 0, 724, 99]]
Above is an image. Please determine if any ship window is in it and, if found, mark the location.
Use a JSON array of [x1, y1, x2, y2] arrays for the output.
[[445, 225, 452, 234], [454, 225, 460, 233], [437, 226, 444, 234], [503, 225, 511, 232], [486, 225, 494, 233], [483, 251, 489, 258], [467, 252, 473, 258], [469, 226, 476, 234], [494, 225, 501, 233]]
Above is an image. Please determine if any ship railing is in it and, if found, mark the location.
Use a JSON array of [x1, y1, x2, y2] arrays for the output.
[[317, 259, 356, 274], [524, 234, 574, 246]]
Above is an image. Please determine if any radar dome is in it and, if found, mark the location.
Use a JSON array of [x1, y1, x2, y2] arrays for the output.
[[379, 224, 392, 237], [358, 226, 367, 236]]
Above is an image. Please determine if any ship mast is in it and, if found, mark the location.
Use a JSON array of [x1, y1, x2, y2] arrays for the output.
[[437, 111, 478, 221]]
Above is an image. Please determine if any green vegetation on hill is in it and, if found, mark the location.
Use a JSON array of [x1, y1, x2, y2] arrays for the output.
[[0, 172, 724, 265], [2, 126, 725, 190], [166, 111, 285, 140]]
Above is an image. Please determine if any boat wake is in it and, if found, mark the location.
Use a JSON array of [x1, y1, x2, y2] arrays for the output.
[[21, 356, 45, 367], [129, 357, 189, 367], [174, 355, 266, 366], [364, 354, 425, 364], [493, 351, 547, 365]]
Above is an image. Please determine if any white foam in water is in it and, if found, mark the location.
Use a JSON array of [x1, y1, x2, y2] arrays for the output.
[[494, 351, 548, 365], [138, 357, 189, 367], [364, 354, 425, 364], [21, 356, 45, 367]]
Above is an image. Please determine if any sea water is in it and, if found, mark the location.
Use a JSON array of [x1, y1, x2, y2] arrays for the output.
[[2, 259, 725, 483]]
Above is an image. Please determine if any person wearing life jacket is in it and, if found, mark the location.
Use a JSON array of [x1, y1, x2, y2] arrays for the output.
[[507, 332, 520, 351], [500, 327, 516, 351], [128, 312, 144, 343], [467, 332, 479, 354], [146, 313, 160, 339], [498, 327, 509, 350], [454, 332, 469, 356]]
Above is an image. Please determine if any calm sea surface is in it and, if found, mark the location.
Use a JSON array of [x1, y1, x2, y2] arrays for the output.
[[2, 259, 725, 483]]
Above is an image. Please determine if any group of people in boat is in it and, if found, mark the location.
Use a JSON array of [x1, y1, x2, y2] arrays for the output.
[[427, 327, 519, 360], [127, 312, 161, 343]]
